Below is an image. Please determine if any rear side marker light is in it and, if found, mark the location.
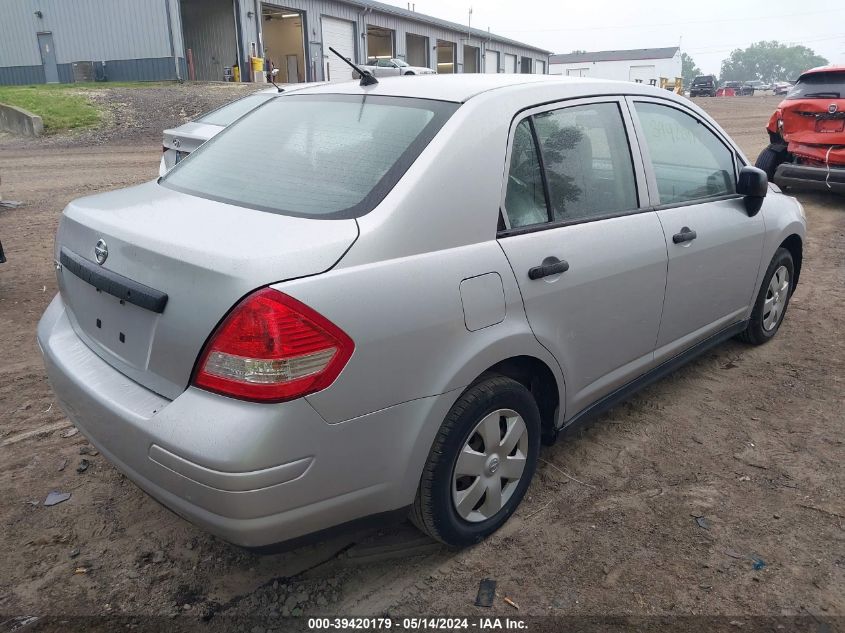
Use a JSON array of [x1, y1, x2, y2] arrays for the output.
[[192, 288, 354, 403]]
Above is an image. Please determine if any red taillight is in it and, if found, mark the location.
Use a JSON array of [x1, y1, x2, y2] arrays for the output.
[[192, 288, 354, 403]]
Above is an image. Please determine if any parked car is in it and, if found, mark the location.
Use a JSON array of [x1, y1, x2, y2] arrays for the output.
[[756, 66, 845, 192], [159, 84, 325, 176], [744, 80, 766, 94], [773, 81, 793, 95], [39, 74, 805, 549], [689, 74, 717, 97], [362, 58, 436, 77], [718, 81, 754, 97]]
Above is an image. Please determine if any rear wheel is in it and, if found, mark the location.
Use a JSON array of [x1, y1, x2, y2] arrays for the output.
[[755, 147, 789, 181], [738, 248, 794, 345], [410, 375, 540, 547]]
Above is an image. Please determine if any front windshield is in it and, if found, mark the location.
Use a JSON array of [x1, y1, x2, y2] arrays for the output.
[[394, 59, 409, 67], [787, 71, 844, 99], [197, 93, 276, 126]]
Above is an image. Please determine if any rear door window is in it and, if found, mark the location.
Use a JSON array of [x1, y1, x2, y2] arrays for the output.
[[503, 120, 549, 228], [162, 95, 457, 219], [633, 102, 736, 205]]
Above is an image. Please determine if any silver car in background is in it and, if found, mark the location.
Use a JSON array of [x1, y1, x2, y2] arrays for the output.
[[362, 58, 436, 77], [39, 75, 805, 549]]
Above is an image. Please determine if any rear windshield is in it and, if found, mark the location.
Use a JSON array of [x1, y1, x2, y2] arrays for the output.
[[162, 94, 457, 219], [693, 77, 713, 85], [196, 93, 277, 126], [787, 71, 844, 99]]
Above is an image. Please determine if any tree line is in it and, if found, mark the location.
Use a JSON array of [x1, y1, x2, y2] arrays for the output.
[[682, 41, 829, 86]]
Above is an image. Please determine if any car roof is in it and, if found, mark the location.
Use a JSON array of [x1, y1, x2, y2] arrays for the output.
[[799, 65, 845, 79], [282, 74, 674, 103]]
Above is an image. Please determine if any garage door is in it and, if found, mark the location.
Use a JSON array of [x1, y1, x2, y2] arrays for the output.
[[322, 16, 355, 83], [629, 65, 656, 84], [504, 53, 517, 74], [484, 50, 498, 74]]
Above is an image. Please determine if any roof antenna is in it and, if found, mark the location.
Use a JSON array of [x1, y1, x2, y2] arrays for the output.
[[328, 46, 378, 86]]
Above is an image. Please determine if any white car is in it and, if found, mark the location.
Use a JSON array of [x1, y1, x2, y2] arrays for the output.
[[363, 58, 435, 77]]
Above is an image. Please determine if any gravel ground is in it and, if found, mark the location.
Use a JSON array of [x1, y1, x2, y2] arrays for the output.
[[0, 90, 842, 631], [0, 82, 260, 149]]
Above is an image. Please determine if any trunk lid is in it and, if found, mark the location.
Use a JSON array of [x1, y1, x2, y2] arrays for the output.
[[55, 181, 358, 400], [162, 122, 222, 154]]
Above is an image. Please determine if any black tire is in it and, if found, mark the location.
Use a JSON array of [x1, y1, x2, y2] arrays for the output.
[[755, 146, 789, 181], [410, 375, 541, 547], [738, 247, 794, 345]]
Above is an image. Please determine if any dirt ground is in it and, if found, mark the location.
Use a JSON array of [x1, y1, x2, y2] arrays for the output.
[[0, 90, 842, 629]]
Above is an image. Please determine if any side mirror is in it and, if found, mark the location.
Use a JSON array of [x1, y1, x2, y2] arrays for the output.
[[737, 165, 768, 216]]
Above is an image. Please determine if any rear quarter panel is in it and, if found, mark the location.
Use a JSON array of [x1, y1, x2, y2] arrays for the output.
[[283, 240, 564, 424]]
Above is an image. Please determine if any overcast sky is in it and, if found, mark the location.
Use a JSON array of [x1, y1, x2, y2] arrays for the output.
[[383, 0, 844, 74]]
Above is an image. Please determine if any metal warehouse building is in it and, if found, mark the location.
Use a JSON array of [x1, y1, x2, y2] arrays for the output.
[[0, 0, 550, 86]]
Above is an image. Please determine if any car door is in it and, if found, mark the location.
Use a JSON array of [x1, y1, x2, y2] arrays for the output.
[[376, 59, 401, 77], [497, 98, 668, 417], [628, 98, 765, 362]]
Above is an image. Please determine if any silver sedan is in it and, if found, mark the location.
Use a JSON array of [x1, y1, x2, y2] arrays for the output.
[[39, 75, 804, 548]]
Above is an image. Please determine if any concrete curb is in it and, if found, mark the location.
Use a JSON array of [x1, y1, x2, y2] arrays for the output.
[[0, 102, 44, 137]]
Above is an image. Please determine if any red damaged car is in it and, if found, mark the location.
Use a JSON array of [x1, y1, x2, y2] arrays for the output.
[[756, 66, 845, 193]]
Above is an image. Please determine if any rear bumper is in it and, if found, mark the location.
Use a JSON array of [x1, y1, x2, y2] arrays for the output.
[[774, 163, 845, 193], [37, 294, 453, 547]]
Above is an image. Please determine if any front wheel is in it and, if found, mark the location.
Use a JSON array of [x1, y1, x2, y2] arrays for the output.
[[738, 248, 794, 345], [410, 375, 540, 547]]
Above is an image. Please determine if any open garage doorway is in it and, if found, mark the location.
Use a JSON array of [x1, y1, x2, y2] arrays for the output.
[[406, 33, 428, 67], [463, 45, 479, 73], [366, 25, 394, 63], [436, 39, 456, 74], [180, 0, 239, 81], [261, 5, 307, 83], [520, 56, 532, 73]]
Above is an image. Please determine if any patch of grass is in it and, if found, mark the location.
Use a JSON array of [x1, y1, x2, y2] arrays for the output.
[[0, 85, 101, 132]]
